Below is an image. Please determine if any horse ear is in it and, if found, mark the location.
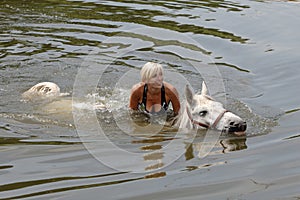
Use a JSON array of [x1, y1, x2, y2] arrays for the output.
[[201, 81, 208, 96], [185, 84, 195, 106]]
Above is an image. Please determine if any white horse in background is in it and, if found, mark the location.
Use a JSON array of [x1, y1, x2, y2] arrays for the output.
[[22, 82, 70, 101], [22, 82, 106, 112], [175, 81, 247, 136]]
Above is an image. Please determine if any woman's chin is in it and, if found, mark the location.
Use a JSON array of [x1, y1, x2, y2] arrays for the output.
[[149, 83, 162, 89]]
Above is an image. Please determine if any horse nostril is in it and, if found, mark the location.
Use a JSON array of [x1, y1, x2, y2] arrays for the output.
[[238, 122, 247, 131], [236, 122, 247, 131], [228, 121, 247, 132]]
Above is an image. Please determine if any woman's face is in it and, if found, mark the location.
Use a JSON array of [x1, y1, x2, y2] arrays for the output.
[[147, 70, 163, 88]]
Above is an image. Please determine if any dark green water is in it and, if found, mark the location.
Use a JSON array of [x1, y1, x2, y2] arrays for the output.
[[1, 0, 300, 199]]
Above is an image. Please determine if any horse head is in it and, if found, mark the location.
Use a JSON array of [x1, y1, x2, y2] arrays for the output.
[[183, 81, 247, 136], [22, 82, 69, 101]]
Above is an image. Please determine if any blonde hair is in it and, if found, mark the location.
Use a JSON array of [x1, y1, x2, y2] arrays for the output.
[[140, 62, 163, 82]]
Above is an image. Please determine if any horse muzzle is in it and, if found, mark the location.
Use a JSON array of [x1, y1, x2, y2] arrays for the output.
[[227, 121, 247, 135]]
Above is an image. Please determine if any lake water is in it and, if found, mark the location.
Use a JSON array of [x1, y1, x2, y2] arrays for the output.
[[1, 0, 300, 199]]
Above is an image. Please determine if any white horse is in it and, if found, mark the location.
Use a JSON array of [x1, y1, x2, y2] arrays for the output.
[[175, 81, 247, 136], [22, 82, 105, 110], [22, 82, 70, 101]]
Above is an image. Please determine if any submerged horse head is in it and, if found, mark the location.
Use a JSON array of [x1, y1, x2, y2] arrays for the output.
[[22, 82, 69, 101], [177, 81, 247, 136]]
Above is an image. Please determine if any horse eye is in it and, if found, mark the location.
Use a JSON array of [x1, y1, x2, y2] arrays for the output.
[[199, 110, 208, 117]]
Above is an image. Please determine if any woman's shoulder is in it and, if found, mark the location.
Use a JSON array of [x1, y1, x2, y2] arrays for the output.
[[163, 82, 178, 94], [131, 82, 145, 93]]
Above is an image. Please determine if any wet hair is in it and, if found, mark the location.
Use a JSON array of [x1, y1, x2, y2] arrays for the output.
[[140, 62, 163, 83]]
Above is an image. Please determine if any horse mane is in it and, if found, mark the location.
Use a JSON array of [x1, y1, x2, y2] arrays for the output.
[[173, 100, 194, 130]]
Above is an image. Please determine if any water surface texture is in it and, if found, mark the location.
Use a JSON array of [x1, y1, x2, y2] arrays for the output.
[[1, 0, 300, 199]]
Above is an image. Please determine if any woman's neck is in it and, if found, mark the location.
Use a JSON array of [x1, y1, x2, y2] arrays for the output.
[[147, 84, 161, 94]]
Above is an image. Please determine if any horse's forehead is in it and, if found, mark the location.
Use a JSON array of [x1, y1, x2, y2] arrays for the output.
[[195, 95, 212, 104], [194, 95, 222, 108]]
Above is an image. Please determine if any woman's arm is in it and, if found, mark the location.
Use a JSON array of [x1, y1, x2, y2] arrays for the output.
[[129, 83, 143, 110], [164, 82, 181, 115]]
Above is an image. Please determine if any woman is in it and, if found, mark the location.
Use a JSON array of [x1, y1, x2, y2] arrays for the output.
[[129, 62, 180, 116]]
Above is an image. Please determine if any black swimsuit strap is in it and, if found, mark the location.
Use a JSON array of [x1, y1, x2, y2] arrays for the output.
[[160, 85, 169, 110], [142, 84, 148, 109]]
